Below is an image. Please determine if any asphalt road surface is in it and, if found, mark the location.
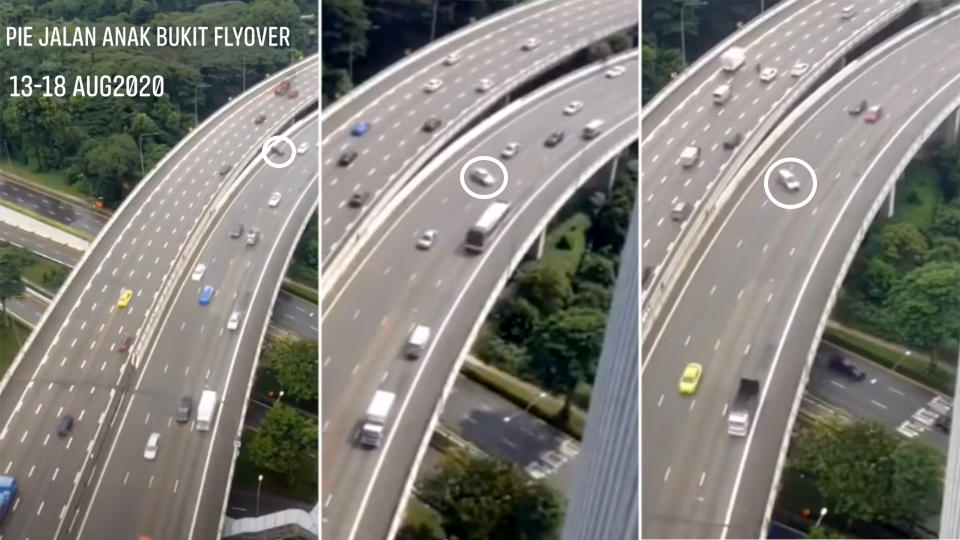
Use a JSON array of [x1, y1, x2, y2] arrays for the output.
[[321, 0, 637, 257], [322, 54, 637, 540], [0, 58, 318, 540], [0, 175, 107, 237], [642, 12, 960, 538], [440, 374, 579, 493]]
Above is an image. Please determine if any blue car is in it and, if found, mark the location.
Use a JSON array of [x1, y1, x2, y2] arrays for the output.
[[351, 122, 371, 136], [199, 285, 214, 305]]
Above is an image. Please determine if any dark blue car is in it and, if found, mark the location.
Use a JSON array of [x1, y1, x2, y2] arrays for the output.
[[199, 285, 214, 305], [351, 122, 371, 136]]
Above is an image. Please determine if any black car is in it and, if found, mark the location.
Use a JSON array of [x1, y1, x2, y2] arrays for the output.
[[57, 415, 73, 437], [176, 397, 193, 424], [848, 99, 867, 116], [229, 223, 244, 239], [349, 192, 371, 208], [254, 113, 267, 125], [544, 130, 565, 147], [339, 150, 358, 167], [828, 354, 865, 381], [937, 414, 952, 433], [723, 131, 742, 149], [422, 117, 443, 132], [219, 163, 233, 176], [642, 265, 652, 287]]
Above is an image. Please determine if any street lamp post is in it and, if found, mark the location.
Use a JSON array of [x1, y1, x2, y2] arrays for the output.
[[893, 349, 912, 371], [815, 506, 828, 527], [504, 392, 548, 423], [276, 390, 285, 406], [193, 84, 208, 126], [430, 0, 440, 42], [680, 1, 707, 67], [138, 132, 159, 177], [256, 474, 263, 516]]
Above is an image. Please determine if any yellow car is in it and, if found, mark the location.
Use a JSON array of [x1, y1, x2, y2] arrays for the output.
[[117, 289, 133, 308], [678, 362, 703, 395]]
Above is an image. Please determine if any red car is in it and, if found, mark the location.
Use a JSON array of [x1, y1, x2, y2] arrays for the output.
[[287, 90, 299, 99], [118, 335, 133, 353], [864, 105, 882, 124]]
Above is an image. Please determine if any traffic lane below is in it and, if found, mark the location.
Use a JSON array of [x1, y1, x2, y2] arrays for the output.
[[0, 174, 107, 235], [0, 220, 84, 265]]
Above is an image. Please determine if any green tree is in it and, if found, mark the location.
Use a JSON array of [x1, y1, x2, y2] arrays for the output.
[[932, 204, 960, 237], [889, 439, 943, 531], [266, 338, 319, 401], [490, 296, 540, 345], [0, 245, 28, 324], [572, 281, 612, 311], [641, 38, 683, 103], [860, 258, 897, 302], [527, 308, 606, 419], [888, 262, 960, 366], [515, 262, 572, 315], [472, 327, 529, 375], [419, 449, 565, 540], [73, 133, 140, 203], [880, 222, 928, 267], [577, 252, 617, 287], [807, 524, 847, 539], [249, 404, 317, 483]]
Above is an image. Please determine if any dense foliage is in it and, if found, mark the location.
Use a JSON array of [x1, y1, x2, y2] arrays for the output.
[[0, 0, 315, 204], [265, 336, 318, 401], [248, 402, 317, 483]]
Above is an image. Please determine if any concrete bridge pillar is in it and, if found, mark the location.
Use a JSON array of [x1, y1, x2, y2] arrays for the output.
[[946, 106, 960, 149], [887, 181, 896, 218], [533, 228, 546, 260], [607, 155, 620, 195]]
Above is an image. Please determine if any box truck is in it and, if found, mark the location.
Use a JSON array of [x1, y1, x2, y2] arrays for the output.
[[360, 390, 396, 448], [720, 47, 746, 72], [196, 390, 218, 432]]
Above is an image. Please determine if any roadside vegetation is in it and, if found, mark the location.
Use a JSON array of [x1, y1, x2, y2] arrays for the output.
[[0, 0, 316, 206]]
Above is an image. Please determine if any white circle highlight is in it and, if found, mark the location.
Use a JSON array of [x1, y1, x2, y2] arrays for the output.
[[762, 157, 817, 210], [261, 136, 297, 169], [459, 156, 509, 200]]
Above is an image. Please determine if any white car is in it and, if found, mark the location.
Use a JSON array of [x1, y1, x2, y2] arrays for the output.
[[563, 100, 584, 115], [297, 142, 308, 155], [268, 192, 282, 207], [469, 167, 495, 186], [790, 62, 809, 77], [759, 67, 778, 83], [416, 230, 438, 250], [840, 5, 855, 19], [144, 433, 159, 460], [227, 311, 241, 331], [521, 37, 541, 51], [524, 462, 548, 479], [605, 65, 626, 78], [476, 78, 494, 92], [778, 168, 800, 191], [424, 78, 444, 93], [442, 52, 461, 66], [501, 142, 520, 159], [191, 263, 206, 281]]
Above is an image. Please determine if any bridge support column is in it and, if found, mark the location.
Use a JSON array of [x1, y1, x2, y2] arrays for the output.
[[946, 107, 960, 149], [887, 181, 896, 218], [533, 228, 546, 260], [607, 155, 620, 195]]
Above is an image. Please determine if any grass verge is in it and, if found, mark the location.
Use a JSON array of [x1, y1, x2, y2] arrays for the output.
[[462, 358, 585, 440], [822, 326, 952, 396], [233, 428, 317, 504], [0, 320, 30, 376], [1, 160, 94, 204], [281, 278, 318, 304], [20, 253, 70, 294], [541, 212, 590, 276], [0, 200, 94, 242]]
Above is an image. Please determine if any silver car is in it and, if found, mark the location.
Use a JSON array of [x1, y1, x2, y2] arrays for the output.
[[416, 230, 438, 250], [469, 167, 495, 186]]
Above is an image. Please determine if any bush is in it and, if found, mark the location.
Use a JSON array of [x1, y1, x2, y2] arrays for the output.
[[472, 327, 530, 376]]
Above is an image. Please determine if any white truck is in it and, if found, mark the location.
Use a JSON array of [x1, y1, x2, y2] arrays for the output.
[[196, 390, 218, 432], [720, 46, 746, 72], [727, 377, 760, 437], [359, 390, 396, 448]]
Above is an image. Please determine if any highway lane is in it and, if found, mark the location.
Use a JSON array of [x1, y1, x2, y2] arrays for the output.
[[641, 0, 912, 283], [0, 175, 107, 237], [807, 343, 950, 454], [321, 54, 637, 540], [641, 12, 960, 539], [75, 115, 318, 540], [0, 58, 318, 540], [440, 373, 579, 493], [0, 215, 316, 337], [321, 0, 636, 258]]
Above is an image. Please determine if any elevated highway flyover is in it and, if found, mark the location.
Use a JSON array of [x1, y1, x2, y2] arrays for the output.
[[642, 5, 960, 538], [322, 52, 638, 540], [0, 56, 318, 540]]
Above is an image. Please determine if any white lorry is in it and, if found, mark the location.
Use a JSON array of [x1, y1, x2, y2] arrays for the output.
[[196, 390, 218, 432], [720, 47, 746, 72], [727, 377, 760, 437], [359, 390, 396, 448]]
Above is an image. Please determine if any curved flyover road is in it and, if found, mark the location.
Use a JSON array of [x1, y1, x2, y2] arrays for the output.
[[321, 0, 637, 265], [322, 53, 638, 540], [0, 58, 317, 540], [642, 9, 960, 538]]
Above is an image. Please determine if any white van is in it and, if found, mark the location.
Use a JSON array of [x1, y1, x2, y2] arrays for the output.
[[582, 119, 604, 139], [680, 146, 700, 168], [712, 84, 731, 105], [405, 325, 431, 358]]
